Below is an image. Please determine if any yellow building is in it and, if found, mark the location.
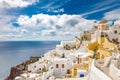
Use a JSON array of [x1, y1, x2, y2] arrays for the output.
[[66, 63, 89, 78], [87, 37, 118, 59]]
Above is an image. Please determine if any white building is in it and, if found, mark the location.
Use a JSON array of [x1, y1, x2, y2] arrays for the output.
[[91, 20, 109, 41], [91, 20, 120, 44], [56, 41, 75, 50], [27, 60, 45, 73], [70, 52, 91, 64], [15, 73, 41, 80], [53, 58, 72, 78], [108, 20, 120, 43], [27, 57, 52, 73]]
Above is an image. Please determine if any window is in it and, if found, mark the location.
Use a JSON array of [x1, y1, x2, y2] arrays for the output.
[[67, 69, 70, 74], [39, 68, 41, 70], [56, 64, 59, 68], [101, 32, 104, 37], [62, 64, 64, 68], [112, 38, 116, 42], [114, 30, 117, 34], [105, 34, 108, 37], [80, 74, 84, 77]]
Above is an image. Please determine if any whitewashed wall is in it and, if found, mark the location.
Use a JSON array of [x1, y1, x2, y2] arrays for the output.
[[88, 60, 112, 80], [109, 60, 120, 80]]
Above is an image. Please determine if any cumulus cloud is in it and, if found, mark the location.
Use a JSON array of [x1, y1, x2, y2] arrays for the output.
[[0, 12, 16, 33], [0, 0, 38, 8], [41, 30, 56, 36], [103, 8, 120, 20], [0, 0, 40, 41], [0, 9, 95, 41], [15, 14, 95, 40], [0, 0, 95, 41]]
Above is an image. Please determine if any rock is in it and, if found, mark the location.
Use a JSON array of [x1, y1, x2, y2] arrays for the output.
[[5, 67, 22, 80], [6, 56, 40, 80]]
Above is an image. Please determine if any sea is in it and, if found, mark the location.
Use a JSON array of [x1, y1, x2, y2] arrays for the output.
[[0, 41, 60, 80]]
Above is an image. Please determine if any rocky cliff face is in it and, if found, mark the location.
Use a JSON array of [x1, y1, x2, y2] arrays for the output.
[[6, 67, 22, 80], [5, 56, 41, 80]]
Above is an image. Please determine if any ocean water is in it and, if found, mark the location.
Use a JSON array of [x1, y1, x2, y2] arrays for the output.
[[0, 41, 60, 80]]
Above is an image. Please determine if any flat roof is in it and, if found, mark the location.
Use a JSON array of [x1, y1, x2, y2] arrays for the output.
[[54, 58, 68, 61], [71, 52, 92, 58]]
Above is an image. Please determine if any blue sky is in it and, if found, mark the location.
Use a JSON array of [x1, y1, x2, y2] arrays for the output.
[[0, 0, 120, 41]]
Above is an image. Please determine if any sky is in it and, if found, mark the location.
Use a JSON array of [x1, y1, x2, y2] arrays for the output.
[[0, 0, 120, 41]]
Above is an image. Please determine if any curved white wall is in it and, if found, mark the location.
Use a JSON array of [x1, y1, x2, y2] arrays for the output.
[[109, 62, 120, 80], [88, 60, 112, 80]]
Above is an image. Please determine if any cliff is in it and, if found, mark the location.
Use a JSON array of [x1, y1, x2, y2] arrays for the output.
[[5, 56, 41, 80]]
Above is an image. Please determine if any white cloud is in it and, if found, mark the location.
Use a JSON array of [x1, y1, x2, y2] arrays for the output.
[[0, 0, 95, 41], [81, 4, 118, 16], [41, 0, 70, 10], [0, 13, 17, 33], [0, 0, 38, 8], [15, 14, 95, 40], [93, 0, 117, 9], [47, 8, 64, 13], [0, 6, 95, 41], [103, 8, 120, 20]]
